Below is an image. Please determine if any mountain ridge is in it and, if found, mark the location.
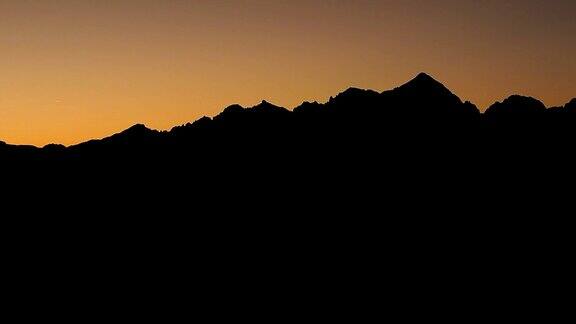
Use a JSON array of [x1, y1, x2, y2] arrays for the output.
[[0, 72, 574, 150]]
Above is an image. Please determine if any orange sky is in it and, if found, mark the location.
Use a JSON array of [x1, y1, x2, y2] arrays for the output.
[[1, 0, 575, 146]]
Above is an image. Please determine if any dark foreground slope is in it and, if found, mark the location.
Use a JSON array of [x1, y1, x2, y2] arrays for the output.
[[1, 74, 573, 317]]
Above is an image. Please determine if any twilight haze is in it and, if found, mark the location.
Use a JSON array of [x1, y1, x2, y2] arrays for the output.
[[1, 0, 575, 146]]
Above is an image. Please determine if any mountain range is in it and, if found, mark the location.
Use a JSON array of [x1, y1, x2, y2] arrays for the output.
[[3, 73, 574, 299], [1, 72, 574, 159], [2, 72, 576, 211]]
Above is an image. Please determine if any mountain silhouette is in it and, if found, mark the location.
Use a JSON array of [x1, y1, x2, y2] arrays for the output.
[[2, 73, 573, 313], [485, 95, 547, 116], [1, 72, 573, 162], [2, 72, 572, 218], [387, 72, 463, 107], [381, 72, 479, 117], [2, 72, 575, 202]]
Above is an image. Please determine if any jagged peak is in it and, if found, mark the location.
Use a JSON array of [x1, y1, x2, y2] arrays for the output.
[[295, 100, 321, 107], [340, 87, 379, 95], [293, 101, 324, 113], [485, 95, 546, 115], [252, 100, 274, 108], [249, 100, 289, 113], [390, 72, 463, 105], [329, 87, 379, 104], [399, 72, 450, 90]]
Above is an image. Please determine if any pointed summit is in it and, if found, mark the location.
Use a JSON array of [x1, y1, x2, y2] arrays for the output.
[[386, 72, 464, 106], [248, 100, 289, 114], [396, 72, 456, 96], [414, 72, 437, 82]]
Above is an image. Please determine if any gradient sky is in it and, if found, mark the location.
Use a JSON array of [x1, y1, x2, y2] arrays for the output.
[[1, 0, 575, 145]]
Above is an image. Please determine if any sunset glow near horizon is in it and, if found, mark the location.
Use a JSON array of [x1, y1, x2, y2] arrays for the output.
[[1, 0, 575, 146]]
